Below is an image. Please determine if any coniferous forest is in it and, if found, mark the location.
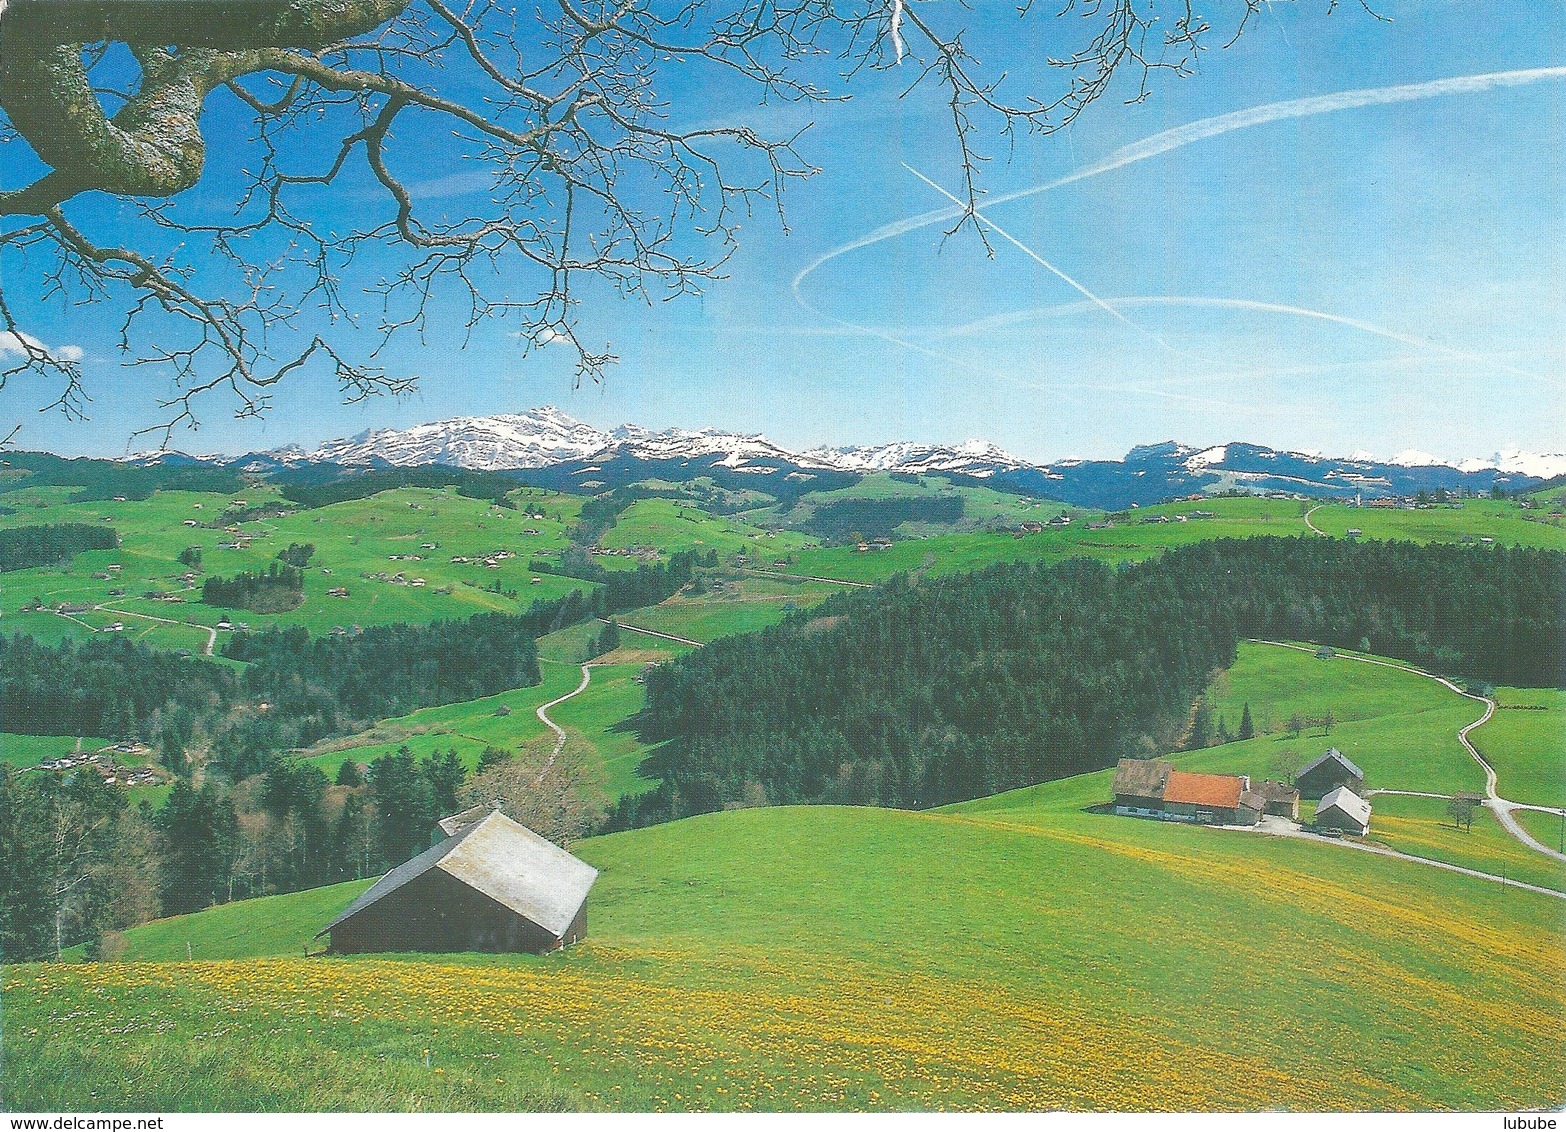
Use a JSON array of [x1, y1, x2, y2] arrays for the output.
[[0, 523, 119, 572], [623, 538, 1564, 824]]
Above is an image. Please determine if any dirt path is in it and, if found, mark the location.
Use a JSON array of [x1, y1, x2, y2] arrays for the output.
[[608, 619, 703, 648], [1246, 815, 1566, 900], [98, 605, 218, 656], [535, 663, 593, 765], [746, 568, 873, 589], [1303, 505, 1327, 536], [1250, 639, 1566, 865]]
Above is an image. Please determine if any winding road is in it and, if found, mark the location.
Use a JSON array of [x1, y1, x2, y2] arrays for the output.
[[1252, 639, 1566, 865], [99, 605, 218, 656], [1303, 505, 1327, 536], [535, 662, 593, 766]]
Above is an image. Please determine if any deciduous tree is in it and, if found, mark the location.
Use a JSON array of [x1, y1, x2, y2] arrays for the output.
[[0, 0, 1307, 435]]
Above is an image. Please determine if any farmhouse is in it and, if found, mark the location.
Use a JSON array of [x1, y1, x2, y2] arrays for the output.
[[1110, 760, 1262, 826], [317, 810, 598, 955], [1295, 748, 1365, 799], [1314, 785, 1372, 836]]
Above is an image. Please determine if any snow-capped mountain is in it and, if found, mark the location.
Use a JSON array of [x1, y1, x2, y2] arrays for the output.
[[307, 406, 613, 470], [612, 423, 805, 468], [1389, 447, 1566, 481], [231, 406, 1562, 507], [803, 439, 1027, 478], [291, 407, 1030, 477]]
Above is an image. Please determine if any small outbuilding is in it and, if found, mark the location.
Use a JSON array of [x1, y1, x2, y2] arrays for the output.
[[1256, 779, 1301, 820], [1314, 785, 1372, 836], [317, 810, 597, 955], [1294, 748, 1365, 800]]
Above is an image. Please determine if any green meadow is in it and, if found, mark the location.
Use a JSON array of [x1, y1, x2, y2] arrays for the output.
[[10, 795, 1563, 1111], [547, 658, 667, 799], [1185, 643, 1486, 796], [1, 732, 113, 769], [0, 485, 595, 642], [600, 497, 818, 561], [1516, 808, 1566, 853], [618, 576, 845, 643], [1471, 687, 1566, 809], [1305, 498, 1566, 549], [1367, 794, 1566, 895], [295, 661, 584, 773]]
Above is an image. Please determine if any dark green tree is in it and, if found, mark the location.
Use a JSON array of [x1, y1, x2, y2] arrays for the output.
[[1187, 698, 1213, 750], [369, 747, 435, 864], [155, 779, 237, 915], [1238, 703, 1255, 741], [335, 759, 363, 787], [424, 749, 467, 817]]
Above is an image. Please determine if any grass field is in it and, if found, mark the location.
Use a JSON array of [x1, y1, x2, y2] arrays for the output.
[[782, 495, 1566, 586], [9, 796, 1563, 1111], [618, 576, 844, 644], [1305, 499, 1566, 549], [295, 662, 584, 773], [1190, 643, 1487, 796], [599, 498, 818, 562], [0, 732, 113, 769], [0, 485, 595, 642], [1367, 794, 1566, 895], [1471, 688, 1566, 809], [549, 660, 666, 799], [1516, 808, 1566, 853]]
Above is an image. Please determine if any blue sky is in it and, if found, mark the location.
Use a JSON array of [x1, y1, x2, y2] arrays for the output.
[[3, 0, 1562, 462]]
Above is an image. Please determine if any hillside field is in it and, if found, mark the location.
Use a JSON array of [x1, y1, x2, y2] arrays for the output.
[[8, 796, 1562, 1112], [8, 638, 1566, 1112], [0, 484, 595, 642]]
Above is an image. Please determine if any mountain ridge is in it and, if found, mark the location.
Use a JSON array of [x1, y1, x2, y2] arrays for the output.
[[115, 406, 1557, 509]]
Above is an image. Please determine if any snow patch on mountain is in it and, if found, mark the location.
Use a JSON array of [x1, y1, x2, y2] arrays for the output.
[[804, 438, 1027, 478], [1183, 445, 1228, 470]]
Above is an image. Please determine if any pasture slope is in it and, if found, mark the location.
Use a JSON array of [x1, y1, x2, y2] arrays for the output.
[[7, 641, 1564, 1113]]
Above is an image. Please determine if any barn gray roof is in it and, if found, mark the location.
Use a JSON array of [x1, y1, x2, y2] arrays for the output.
[[1298, 748, 1365, 781], [1112, 758, 1173, 798], [319, 811, 597, 939], [1318, 785, 1372, 827], [438, 804, 492, 837]]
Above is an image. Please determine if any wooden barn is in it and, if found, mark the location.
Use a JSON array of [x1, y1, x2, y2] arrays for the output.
[[1111, 758, 1174, 816], [317, 810, 598, 955], [1314, 785, 1372, 836], [1294, 748, 1365, 800]]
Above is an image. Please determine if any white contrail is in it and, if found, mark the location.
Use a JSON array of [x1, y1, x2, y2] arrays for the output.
[[790, 65, 1566, 363], [795, 65, 1566, 296], [943, 295, 1557, 385], [900, 163, 1211, 363]]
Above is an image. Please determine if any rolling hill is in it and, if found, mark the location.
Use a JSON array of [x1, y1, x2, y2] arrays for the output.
[[9, 642, 1563, 1112]]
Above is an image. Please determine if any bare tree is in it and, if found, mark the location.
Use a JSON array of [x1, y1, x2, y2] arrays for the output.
[[461, 732, 607, 844], [1, 0, 1335, 440]]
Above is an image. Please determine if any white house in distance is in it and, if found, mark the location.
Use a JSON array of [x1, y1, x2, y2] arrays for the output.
[[1315, 785, 1373, 836]]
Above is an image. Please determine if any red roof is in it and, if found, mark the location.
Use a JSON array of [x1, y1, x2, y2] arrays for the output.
[[1162, 770, 1244, 808]]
